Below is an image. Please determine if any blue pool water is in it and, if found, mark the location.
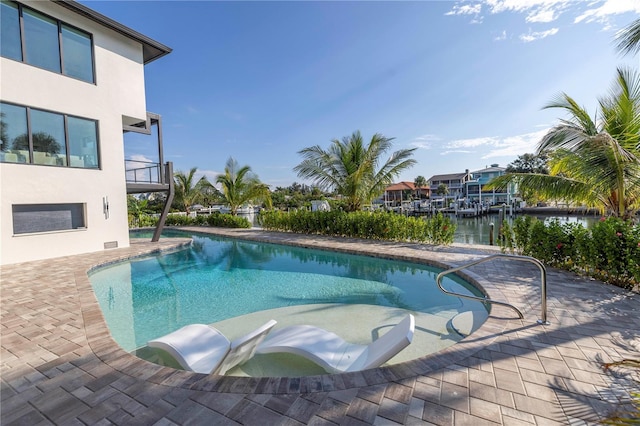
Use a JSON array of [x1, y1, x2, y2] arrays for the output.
[[90, 231, 486, 352]]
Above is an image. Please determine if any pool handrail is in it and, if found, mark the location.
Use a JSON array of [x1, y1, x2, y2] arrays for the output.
[[435, 253, 549, 325]]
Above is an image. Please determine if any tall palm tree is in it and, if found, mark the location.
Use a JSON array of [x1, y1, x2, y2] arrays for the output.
[[414, 175, 427, 199], [294, 131, 417, 212], [616, 18, 640, 56], [487, 67, 640, 219], [216, 157, 272, 215], [174, 167, 214, 213]]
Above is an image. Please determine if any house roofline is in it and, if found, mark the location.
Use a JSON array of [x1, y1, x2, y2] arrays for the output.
[[52, 0, 172, 64]]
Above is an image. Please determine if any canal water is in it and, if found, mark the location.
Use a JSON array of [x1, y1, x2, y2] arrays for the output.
[[244, 211, 601, 246], [452, 213, 601, 245]]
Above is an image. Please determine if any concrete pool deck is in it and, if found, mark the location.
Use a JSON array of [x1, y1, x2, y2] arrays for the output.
[[1, 227, 638, 425]]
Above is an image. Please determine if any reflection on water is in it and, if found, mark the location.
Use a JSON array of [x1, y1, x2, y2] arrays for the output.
[[452, 213, 601, 245], [96, 232, 485, 351]]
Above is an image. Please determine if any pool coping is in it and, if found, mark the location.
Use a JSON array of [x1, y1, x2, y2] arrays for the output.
[[79, 227, 519, 394], [3, 226, 639, 424]]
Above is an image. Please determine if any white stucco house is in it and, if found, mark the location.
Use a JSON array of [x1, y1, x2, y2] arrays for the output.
[[0, 0, 172, 265]]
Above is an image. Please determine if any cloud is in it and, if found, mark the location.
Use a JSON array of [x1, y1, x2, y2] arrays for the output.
[[445, 4, 482, 16], [447, 136, 500, 149], [447, 0, 639, 33], [482, 128, 549, 158], [438, 128, 549, 158], [574, 0, 640, 25], [519, 27, 559, 42], [494, 30, 508, 41], [441, 150, 474, 155], [410, 134, 441, 149], [526, 7, 558, 23]]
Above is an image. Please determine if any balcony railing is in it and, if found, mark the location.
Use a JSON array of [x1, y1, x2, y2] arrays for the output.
[[125, 159, 163, 184]]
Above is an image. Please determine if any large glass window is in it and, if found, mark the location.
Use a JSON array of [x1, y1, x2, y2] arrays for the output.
[[68, 116, 98, 168], [1, 2, 94, 83], [1, 1, 22, 61], [0, 102, 99, 168], [0, 102, 29, 163], [23, 8, 61, 73], [61, 25, 94, 83], [31, 109, 66, 166]]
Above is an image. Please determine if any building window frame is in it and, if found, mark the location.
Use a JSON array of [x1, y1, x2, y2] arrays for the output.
[[1, 0, 96, 84], [12, 203, 87, 235], [0, 100, 100, 169]]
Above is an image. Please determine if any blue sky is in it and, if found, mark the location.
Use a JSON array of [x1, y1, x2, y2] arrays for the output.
[[83, 0, 639, 188]]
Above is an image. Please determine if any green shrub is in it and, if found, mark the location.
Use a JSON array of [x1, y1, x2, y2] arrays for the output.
[[506, 216, 639, 289], [258, 210, 456, 245], [164, 214, 192, 226], [206, 212, 251, 228], [128, 214, 157, 228], [160, 213, 251, 228]]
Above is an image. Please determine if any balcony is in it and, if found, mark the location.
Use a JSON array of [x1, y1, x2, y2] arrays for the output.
[[125, 159, 170, 194]]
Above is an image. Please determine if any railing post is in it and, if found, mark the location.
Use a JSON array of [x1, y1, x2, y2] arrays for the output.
[[435, 253, 549, 325]]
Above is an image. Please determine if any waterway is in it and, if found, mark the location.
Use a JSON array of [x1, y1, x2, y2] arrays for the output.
[[452, 212, 601, 245]]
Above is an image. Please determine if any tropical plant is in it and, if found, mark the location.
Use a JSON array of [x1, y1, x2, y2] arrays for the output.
[[504, 152, 549, 204], [414, 175, 427, 199], [216, 157, 272, 215], [505, 152, 549, 174], [487, 67, 640, 220], [435, 183, 449, 197], [173, 167, 214, 214], [294, 131, 416, 212], [127, 195, 156, 228], [258, 210, 455, 245], [615, 18, 640, 56]]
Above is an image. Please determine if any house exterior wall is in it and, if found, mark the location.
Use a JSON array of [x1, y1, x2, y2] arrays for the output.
[[0, 1, 149, 265]]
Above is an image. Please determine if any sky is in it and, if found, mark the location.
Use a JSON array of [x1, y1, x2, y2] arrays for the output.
[[82, 0, 639, 189]]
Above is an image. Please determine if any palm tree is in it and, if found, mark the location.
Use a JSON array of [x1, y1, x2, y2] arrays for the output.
[[294, 131, 417, 212], [487, 67, 640, 219], [216, 157, 272, 215], [174, 167, 214, 214], [616, 18, 640, 56], [414, 175, 427, 199]]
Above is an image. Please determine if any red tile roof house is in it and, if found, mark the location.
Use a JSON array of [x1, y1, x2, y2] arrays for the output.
[[383, 181, 430, 206]]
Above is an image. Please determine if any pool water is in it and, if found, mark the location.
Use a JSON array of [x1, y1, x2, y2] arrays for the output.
[[90, 231, 488, 375]]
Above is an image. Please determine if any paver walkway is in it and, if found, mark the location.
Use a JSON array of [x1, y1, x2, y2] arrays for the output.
[[1, 227, 638, 425]]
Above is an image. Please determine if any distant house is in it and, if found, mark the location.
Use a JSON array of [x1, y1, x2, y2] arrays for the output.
[[428, 171, 472, 204], [1, 0, 172, 265], [466, 164, 517, 204], [383, 182, 430, 205]]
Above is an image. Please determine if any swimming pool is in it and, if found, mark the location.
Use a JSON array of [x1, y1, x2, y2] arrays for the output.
[[90, 231, 489, 376]]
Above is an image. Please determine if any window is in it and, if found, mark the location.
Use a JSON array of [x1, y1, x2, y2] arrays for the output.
[[1, 1, 95, 83], [0, 103, 28, 163], [0, 1, 22, 61], [0, 101, 99, 168], [31, 109, 66, 166], [61, 24, 93, 82], [12, 203, 86, 234], [68, 116, 98, 168], [23, 8, 61, 73]]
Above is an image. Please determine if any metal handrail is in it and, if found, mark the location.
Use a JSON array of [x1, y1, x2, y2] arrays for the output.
[[436, 253, 549, 325]]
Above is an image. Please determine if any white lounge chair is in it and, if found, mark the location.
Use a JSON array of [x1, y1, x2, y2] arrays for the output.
[[148, 320, 277, 375], [257, 314, 414, 373]]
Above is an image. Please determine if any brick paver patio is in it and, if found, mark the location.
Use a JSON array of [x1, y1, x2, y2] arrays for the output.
[[1, 227, 638, 425]]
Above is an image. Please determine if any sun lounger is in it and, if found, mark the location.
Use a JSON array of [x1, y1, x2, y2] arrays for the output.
[[148, 320, 277, 375], [257, 314, 414, 373]]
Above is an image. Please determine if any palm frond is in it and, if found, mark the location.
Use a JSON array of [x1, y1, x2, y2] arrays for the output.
[[615, 18, 640, 56]]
